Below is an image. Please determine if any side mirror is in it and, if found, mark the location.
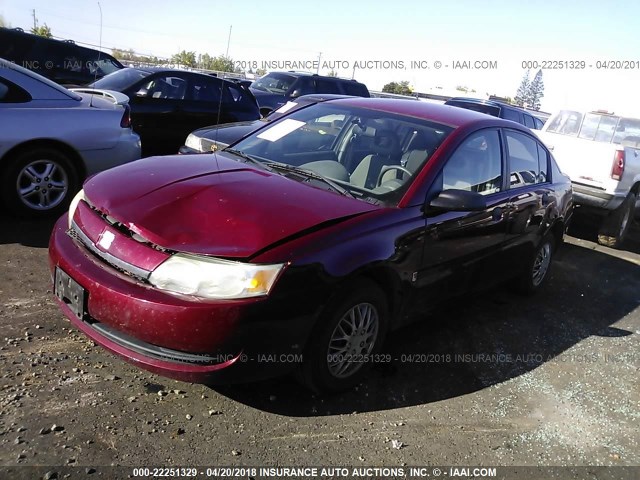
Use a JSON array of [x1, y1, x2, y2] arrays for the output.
[[427, 189, 487, 213], [135, 87, 149, 98], [289, 89, 302, 98]]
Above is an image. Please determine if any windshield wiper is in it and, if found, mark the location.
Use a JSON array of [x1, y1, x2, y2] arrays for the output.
[[225, 149, 275, 172], [264, 162, 354, 198]]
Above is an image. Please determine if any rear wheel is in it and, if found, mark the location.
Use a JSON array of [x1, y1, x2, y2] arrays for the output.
[[515, 234, 556, 295], [597, 192, 636, 248], [297, 280, 388, 393], [1, 148, 79, 217]]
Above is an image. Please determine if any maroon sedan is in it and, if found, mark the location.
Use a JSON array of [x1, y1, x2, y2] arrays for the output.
[[49, 98, 573, 392]]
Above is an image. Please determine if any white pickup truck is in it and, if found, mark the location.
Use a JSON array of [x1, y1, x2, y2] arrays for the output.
[[536, 109, 640, 247]]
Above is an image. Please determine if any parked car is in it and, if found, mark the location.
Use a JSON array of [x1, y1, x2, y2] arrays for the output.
[[370, 91, 420, 100], [250, 71, 370, 116], [49, 98, 572, 392], [536, 109, 640, 247], [180, 94, 352, 154], [0, 58, 140, 216], [0, 27, 124, 86], [90, 68, 260, 156], [445, 97, 545, 130]]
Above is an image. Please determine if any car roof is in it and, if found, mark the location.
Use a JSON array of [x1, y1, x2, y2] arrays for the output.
[[325, 97, 528, 129], [265, 71, 366, 84], [127, 67, 243, 83], [447, 96, 534, 114]]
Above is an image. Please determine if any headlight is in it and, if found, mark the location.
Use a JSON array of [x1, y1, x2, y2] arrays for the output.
[[148, 253, 286, 300], [68, 189, 86, 229], [185, 133, 205, 152]]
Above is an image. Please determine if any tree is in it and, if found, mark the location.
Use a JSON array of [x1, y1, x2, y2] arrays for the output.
[[327, 69, 338, 77], [514, 70, 531, 107], [198, 54, 239, 73], [112, 48, 161, 65], [31, 23, 52, 38], [528, 69, 544, 111], [382, 80, 412, 95], [171, 50, 196, 68]]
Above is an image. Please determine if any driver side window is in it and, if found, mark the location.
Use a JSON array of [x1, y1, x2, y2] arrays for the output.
[[442, 130, 503, 195]]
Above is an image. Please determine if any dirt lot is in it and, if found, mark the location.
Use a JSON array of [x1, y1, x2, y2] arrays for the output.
[[0, 212, 638, 479]]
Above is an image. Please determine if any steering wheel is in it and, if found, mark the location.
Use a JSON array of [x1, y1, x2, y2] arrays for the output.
[[376, 165, 413, 186]]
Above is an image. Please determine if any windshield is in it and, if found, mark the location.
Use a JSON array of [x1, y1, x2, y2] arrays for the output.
[[231, 103, 453, 206], [547, 110, 640, 145], [91, 67, 150, 90], [251, 72, 297, 94], [90, 57, 122, 77]]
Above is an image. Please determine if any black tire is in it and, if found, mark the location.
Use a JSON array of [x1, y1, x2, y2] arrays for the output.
[[1, 148, 79, 218], [515, 234, 556, 295], [297, 280, 389, 393], [597, 192, 636, 248]]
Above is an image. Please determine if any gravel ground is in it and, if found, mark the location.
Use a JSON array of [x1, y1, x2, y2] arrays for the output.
[[0, 212, 638, 479]]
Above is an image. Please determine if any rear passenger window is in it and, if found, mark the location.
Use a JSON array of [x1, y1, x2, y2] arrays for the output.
[[315, 79, 338, 94], [342, 82, 369, 96], [502, 109, 521, 123], [290, 77, 314, 96], [523, 114, 536, 128], [506, 130, 548, 187], [192, 82, 220, 102], [0, 79, 31, 103]]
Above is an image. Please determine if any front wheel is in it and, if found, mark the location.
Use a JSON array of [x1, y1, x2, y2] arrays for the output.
[[597, 192, 636, 248], [1, 148, 79, 217], [297, 280, 388, 393]]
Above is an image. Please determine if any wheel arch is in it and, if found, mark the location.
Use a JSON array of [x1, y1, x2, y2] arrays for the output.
[[0, 139, 87, 182], [549, 218, 566, 249], [313, 264, 403, 333]]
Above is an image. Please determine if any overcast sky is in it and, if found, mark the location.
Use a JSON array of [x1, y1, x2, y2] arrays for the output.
[[3, 0, 640, 114]]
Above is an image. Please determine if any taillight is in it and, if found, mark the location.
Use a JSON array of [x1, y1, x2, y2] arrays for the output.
[[120, 105, 132, 128], [611, 150, 625, 180]]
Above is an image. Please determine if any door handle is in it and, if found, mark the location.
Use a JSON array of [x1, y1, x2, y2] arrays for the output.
[[492, 207, 504, 221], [541, 193, 551, 206]]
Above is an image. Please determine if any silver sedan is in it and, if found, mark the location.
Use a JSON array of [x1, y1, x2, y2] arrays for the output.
[[0, 58, 141, 216]]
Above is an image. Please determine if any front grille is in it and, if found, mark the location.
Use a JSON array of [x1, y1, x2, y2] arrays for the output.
[[68, 222, 151, 282]]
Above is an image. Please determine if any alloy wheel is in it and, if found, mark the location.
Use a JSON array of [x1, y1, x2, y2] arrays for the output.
[[326, 302, 379, 379], [16, 160, 69, 210], [532, 242, 551, 286]]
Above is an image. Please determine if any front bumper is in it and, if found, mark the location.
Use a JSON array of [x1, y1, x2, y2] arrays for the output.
[[48, 216, 316, 383]]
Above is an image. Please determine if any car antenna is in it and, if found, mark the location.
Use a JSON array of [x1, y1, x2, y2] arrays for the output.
[[213, 24, 233, 172], [89, 1, 103, 108]]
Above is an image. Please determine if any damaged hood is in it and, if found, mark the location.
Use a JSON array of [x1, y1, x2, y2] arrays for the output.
[[83, 153, 377, 258]]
